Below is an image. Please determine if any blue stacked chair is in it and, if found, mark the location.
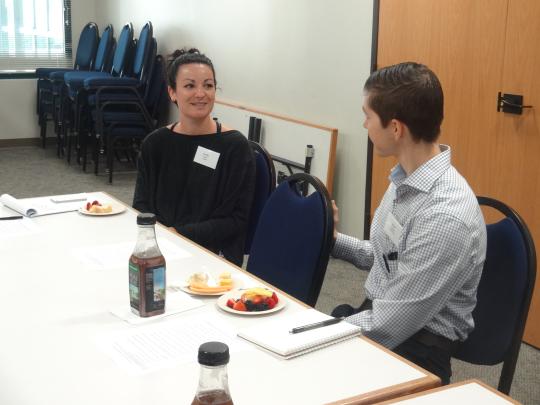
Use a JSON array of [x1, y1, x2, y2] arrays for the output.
[[36, 22, 99, 149], [48, 24, 115, 157], [62, 22, 136, 166], [91, 50, 167, 183], [77, 22, 156, 175]]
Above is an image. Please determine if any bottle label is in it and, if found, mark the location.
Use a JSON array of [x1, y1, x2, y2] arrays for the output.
[[129, 262, 140, 310], [145, 265, 166, 312]]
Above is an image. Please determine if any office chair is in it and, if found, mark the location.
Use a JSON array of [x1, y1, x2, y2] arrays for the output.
[[453, 196, 536, 395], [246, 173, 334, 307], [36, 22, 99, 148], [244, 141, 276, 254]]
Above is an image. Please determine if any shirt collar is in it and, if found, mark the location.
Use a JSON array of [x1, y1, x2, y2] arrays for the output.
[[389, 144, 451, 193]]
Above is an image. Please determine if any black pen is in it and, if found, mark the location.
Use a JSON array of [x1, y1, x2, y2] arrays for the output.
[[0, 215, 23, 220], [289, 316, 345, 334]]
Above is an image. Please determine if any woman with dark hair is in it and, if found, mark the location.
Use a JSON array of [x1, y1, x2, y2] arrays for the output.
[[133, 48, 255, 266]]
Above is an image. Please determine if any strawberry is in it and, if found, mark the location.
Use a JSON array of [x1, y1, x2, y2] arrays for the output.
[[86, 202, 91, 210], [265, 297, 276, 309], [251, 295, 263, 305], [271, 292, 278, 303], [233, 301, 247, 311], [226, 299, 235, 309], [92, 200, 100, 206]]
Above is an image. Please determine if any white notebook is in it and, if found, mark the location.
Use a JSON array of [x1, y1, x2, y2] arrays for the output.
[[0, 193, 85, 217], [237, 309, 362, 359]]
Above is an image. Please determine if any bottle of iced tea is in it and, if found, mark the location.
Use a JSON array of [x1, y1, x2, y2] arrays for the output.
[[192, 342, 234, 405], [129, 213, 166, 317]]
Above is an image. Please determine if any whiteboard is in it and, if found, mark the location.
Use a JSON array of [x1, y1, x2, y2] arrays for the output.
[[213, 100, 338, 194]]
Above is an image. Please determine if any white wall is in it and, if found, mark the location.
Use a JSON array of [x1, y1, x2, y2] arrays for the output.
[[0, 0, 97, 140], [94, 0, 373, 237]]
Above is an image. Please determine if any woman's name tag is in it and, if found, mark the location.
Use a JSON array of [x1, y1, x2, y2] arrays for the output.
[[194, 146, 220, 169]]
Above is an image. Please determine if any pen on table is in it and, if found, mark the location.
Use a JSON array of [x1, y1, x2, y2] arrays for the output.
[[0, 215, 24, 220], [289, 316, 345, 334]]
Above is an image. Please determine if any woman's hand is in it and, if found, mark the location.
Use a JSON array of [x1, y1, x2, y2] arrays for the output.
[[332, 200, 339, 240]]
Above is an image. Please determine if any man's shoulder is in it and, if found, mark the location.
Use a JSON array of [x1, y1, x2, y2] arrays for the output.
[[427, 165, 483, 227]]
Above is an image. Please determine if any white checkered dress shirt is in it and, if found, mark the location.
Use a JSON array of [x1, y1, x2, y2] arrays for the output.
[[333, 145, 487, 349]]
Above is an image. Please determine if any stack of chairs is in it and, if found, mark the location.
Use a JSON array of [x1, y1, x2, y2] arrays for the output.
[[91, 52, 167, 183], [36, 21, 167, 184], [50, 25, 115, 157], [62, 22, 136, 166], [36, 22, 100, 150]]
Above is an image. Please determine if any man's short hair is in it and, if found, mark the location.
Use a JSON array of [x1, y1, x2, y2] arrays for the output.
[[364, 62, 444, 143]]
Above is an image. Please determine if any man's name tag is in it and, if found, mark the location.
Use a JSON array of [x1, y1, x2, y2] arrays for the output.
[[384, 212, 402, 247], [193, 146, 220, 169]]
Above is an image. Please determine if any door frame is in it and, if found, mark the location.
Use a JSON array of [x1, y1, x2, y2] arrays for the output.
[[363, 0, 381, 239]]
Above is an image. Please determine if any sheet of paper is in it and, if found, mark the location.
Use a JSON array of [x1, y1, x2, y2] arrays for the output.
[[110, 292, 204, 325], [0, 217, 42, 240], [97, 314, 251, 374], [71, 238, 192, 270]]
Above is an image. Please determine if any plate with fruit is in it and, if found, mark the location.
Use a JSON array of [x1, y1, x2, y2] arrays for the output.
[[179, 271, 239, 296], [217, 287, 285, 315], [79, 200, 126, 216]]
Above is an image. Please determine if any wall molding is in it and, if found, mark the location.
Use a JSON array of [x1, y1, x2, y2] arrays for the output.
[[0, 138, 55, 148]]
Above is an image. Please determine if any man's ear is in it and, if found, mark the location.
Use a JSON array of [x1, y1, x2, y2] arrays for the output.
[[390, 118, 406, 140]]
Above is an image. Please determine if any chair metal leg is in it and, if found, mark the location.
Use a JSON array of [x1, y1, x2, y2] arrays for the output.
[[107, 136, 114, 184], [39, 119, 47, 148]]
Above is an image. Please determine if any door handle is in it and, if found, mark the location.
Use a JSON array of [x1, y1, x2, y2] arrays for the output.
[[497, 92, 533, 115]]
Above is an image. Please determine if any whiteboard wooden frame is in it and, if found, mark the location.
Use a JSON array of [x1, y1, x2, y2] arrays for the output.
[[213, 99, 338, 195]]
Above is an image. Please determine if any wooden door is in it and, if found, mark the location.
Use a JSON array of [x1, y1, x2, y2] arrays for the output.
[[373, 0, 540, 347]]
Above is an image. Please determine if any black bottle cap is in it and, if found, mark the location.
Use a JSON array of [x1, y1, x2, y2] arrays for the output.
[[198, 341, 230, 366], [137, 213, 156, 225]]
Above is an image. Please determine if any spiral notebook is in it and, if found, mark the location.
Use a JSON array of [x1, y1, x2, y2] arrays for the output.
[[0, 193, 85, 217], [237, 309, 362, 359]]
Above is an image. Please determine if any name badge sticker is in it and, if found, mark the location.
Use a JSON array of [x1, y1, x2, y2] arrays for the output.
[[384, 212, 403, 247], [193, 146, 220, 169]]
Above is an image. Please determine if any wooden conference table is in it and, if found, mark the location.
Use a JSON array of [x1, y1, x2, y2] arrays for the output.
[[377, 379, 521, 404], [0, 192, 439, 405]]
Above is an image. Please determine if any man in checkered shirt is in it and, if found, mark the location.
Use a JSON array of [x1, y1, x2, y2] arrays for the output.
[[332, 62, 487, 385]]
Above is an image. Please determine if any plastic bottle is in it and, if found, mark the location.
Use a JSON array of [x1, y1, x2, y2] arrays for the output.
[[129, 213, 166, 317], [192, 342, 234, 405]]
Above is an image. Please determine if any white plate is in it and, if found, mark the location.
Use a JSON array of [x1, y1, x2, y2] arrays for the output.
[[79, 203, 126, 216], [178, 276, 241, 296], [178, 284, 235, 296], [216, 289, 286, 316]]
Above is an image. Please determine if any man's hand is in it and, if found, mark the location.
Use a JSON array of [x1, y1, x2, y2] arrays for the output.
[[332, 200, 339, 240]]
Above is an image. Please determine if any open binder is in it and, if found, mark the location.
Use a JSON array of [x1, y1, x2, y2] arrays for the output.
[[237, 309, 362, 359]]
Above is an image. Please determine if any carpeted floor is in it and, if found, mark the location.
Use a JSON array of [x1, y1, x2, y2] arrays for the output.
[[1, 144, 539, 404]]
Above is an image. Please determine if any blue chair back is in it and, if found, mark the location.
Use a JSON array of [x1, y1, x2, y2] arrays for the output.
[[131, 22, 154, 80], [110, 23, 134, 76], [247, 173, 333, 307], [143, 53, 167, 119], [454, 196, 536, 394], [244, 141, 276, 254], [74, 22, 99, 70], [93, 24, 114, 72]]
